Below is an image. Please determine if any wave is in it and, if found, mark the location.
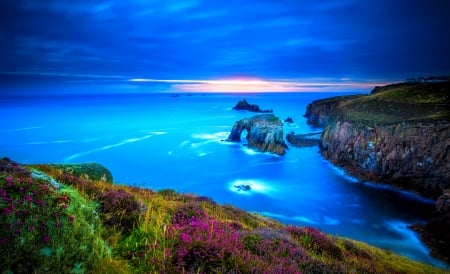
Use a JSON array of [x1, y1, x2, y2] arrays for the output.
[[0, 126, 42, 133], [64, 133, 158, 161]]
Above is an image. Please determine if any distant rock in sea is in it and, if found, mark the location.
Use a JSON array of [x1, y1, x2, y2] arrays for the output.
[[232, 100, 273, 113], [284, 117, 294, 123], [227, 114, 287, 155]]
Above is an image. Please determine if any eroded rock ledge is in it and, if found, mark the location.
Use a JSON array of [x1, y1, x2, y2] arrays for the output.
[[304, 81, 450, 198], [227, 114, 287, 155], [304, 81, 450, 264]]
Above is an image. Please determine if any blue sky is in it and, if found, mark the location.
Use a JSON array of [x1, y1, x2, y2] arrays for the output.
[[1, 0, 449, 92]]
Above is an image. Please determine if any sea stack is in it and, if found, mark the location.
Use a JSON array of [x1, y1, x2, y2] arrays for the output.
[[227, 114, 287, 155]]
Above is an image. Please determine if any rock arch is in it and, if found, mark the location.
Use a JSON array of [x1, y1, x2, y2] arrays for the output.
[[227, 114, 287, 155]]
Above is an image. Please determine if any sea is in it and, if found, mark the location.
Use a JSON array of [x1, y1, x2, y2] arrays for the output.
[[0, 91, 446, 267]]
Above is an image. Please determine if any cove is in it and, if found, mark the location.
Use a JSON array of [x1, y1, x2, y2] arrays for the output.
[[0, 92, 445, 267]]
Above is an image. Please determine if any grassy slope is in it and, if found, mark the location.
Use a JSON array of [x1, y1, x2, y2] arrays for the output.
[[330, 82, 450, 127], [1, 158, 447, 273]]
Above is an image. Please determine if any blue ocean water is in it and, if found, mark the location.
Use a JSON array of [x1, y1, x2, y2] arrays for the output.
[[0, 91, 445, 267]]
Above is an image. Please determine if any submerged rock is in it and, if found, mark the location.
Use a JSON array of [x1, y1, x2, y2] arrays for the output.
[[234, 184, 251, 191], [232, 100, 273, 113], [227, 114, 287, 155]]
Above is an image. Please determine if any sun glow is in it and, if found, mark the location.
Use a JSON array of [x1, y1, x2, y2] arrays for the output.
[[129, 78, 386, 93]]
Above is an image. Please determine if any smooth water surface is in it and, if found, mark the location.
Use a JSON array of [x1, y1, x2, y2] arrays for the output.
[[0, 92, 444, 267]]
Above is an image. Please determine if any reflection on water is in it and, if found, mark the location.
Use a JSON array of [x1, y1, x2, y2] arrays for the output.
[[0, 92, 446, 267]]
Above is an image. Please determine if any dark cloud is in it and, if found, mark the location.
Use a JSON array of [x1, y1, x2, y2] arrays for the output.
[[1, 0, 449, 85]]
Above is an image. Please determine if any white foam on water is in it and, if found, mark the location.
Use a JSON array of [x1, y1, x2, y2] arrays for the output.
[[26, 140, 72, 145], [179, 140, 190, 147], [292, 216, 319, 224], [260, 212, 319, 225], [147, 131, 167, 135], [362, 182, 435, 204], [228, 179, 276, 196], [324, 216, 340, 225], [0, 126, 42, 133], [383, 220, 432, 255], [241, 146, 281, 158], [65, 133, 154, 161], [324, 159, 360, 183]]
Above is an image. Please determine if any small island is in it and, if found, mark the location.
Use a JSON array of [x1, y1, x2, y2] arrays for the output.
[[227, 114, 288, 155], [232, 99, 273, 113]]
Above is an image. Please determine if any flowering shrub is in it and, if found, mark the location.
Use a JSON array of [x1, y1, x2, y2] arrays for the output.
[[242, 229, 326, 273], [97, 189, 142, 233], [169, 204, 246, 272], [171, 202, 208, 226], [287, 226, 343, 259], [56, 172, 102, 198], [0, 158, 109, 273]]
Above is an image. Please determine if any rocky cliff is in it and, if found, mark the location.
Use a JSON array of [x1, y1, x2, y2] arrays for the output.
[[305, 81, 450, 264], [305, 81, 450, 198], [227, 114, 287, 155], [321, 121, 449, 198]]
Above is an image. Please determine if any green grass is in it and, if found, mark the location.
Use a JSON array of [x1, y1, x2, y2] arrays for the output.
[[323, 81, 450, 127], [1, 158, 448, 273]]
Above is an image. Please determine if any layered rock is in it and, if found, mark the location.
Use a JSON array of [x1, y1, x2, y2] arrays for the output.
[[227, 114, 287, 155], [232, 100, 273, 113], [304, 81, 450, 198], [305, 81, 450, 263], [320, 121, 450, 198]]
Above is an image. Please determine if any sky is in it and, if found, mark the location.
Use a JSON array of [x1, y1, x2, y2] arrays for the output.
[[1, 0, 449, 93]]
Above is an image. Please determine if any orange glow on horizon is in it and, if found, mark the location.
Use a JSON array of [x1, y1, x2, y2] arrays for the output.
[[129, 78, 387, 93]]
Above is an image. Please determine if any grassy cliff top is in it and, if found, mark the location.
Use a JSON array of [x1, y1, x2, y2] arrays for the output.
[[0, 157, 447, 273], [330, 81, 449, 127]]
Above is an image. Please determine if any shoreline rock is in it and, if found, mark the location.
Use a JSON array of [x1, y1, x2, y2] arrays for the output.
[[304, 81, 450, 199], [227, 114, 287, 155], [304, 81, 450, 264]]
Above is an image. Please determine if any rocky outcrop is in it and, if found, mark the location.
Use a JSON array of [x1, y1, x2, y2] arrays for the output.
[[227, 114, 287, 155], [303, 81, 450, 198], [32, 163, 113, 183], [304, 95, 363, 127], [232, 100, 273, 113], [306, 81, 450, 264], [320, 121, 450, 198]]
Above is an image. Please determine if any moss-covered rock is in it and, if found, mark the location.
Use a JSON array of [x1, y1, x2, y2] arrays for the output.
[[227, 114, 288, 155], [34, 163, 113, 183]]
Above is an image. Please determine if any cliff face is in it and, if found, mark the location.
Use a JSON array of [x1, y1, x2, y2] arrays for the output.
[[304, 95, 363, 128], [305, 81, 450, 262], [305, 82, 450, 198], [227, 114, 287, 155], [320, 121, 450, 198]]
